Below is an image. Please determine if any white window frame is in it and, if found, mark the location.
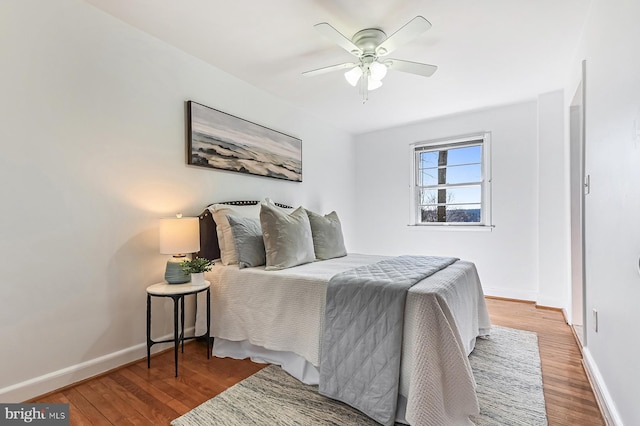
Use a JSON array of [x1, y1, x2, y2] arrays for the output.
[[409, 132, 492, 227]]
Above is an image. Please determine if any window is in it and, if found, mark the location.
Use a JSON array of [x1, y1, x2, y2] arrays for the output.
[[410, 133, 491, 226]]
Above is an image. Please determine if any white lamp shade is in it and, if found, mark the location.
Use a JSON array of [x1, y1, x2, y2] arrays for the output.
[[159, 216, 200, 255], [367, 77, 383, 91], [344, 66, 363, 86], [369, 61, 388, 81]]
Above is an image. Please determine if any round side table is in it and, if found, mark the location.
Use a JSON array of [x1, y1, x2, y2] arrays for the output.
[[146, 281, 211, 377]]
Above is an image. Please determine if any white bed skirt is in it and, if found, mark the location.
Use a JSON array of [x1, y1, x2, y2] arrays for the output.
[[213, 338, 319, 384], [212, 337, 409, 424]]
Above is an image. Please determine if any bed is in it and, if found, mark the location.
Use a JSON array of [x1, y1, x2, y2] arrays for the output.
[[193, 201, 491, 426]]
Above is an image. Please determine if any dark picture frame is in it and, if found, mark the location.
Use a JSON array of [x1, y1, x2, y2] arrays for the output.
[[187, 101, 302, 182]]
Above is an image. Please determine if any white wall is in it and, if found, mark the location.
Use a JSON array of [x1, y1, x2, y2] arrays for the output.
[[537, 91, 570, 308], [0, 0, 356, 401], [571, 0, 640, 424], [353, 97, 570, 307], [353, 101, 543, 301]]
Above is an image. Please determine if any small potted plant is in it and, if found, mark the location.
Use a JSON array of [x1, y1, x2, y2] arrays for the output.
[[180, 257, 214, 285]]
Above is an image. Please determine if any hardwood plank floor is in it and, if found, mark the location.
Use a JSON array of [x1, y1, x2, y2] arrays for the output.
[[485, 298, 604, 425], [32, 298, 604, 425]]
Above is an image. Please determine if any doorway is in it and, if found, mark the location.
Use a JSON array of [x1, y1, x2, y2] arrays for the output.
[[569, 61, 586, 346]]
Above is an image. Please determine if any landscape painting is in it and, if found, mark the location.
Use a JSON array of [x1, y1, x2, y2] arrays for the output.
[[187, 101, 302, 182]]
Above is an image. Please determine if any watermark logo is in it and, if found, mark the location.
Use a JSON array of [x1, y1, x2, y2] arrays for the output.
[[0, 404, 68, 425]]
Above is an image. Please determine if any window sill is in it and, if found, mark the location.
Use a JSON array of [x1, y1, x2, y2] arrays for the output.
[[407, 224, 494, 232]]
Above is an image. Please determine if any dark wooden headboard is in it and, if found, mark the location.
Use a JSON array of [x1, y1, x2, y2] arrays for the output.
[[196, 200, 292, 261]]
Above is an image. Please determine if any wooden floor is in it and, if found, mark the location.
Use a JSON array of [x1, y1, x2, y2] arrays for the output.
[[485, 298, 604, 425], [33, 298, 604, 425]]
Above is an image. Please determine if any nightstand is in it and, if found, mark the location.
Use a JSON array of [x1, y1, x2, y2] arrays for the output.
[[146, 281, 211, 377]]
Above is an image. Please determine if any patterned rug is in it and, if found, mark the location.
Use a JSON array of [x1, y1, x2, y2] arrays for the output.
[[172, 326, 547, 425]]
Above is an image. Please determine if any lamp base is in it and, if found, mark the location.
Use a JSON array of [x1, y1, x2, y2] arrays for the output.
[[165, 257, 190, 284]]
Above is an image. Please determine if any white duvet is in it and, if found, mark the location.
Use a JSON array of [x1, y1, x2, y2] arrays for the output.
[[195, 253, 491, 426]]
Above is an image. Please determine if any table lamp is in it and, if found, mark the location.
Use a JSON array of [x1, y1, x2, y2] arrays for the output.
[[159, 214, 200, 284]]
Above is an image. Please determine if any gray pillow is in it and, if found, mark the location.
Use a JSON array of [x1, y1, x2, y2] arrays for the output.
[[306, 210, 347, 260], [260, 203, 315, 271], [227, 215, 266, 269]]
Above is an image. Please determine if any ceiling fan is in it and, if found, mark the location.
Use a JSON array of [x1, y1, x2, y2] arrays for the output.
[[303, 16, 438, 103]]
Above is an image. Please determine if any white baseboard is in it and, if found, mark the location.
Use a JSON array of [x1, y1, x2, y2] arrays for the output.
[[483, 286, 538, 302], [535, 295, 566, 311], [0, 328, 194, 403], [484, 287, 567, 314], [582, 348, 624, 426]]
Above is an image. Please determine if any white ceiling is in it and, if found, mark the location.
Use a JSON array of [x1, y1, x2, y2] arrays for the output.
[[84, 0, 591, 135]]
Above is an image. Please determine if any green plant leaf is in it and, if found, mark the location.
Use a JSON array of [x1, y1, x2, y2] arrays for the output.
[[180, 257, 214, 274]]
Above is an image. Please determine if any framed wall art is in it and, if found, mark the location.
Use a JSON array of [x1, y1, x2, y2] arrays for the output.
[[187, 101, 302, 182]]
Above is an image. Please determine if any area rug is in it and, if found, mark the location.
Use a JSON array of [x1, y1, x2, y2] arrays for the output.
[[172, 326, 547, 425]]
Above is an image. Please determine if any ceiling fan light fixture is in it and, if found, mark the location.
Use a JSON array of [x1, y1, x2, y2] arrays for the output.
[[369, 61, 388, 81], [306, 16, 436, 103], [344, 66, 363, 86]]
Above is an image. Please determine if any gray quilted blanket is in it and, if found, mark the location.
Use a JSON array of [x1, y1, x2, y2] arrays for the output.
[[319, 255, 458, 426]]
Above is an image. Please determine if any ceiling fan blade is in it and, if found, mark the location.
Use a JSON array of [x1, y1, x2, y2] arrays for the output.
[[375, 16, 432, 56], [302, 62, 358, 77], [314, 23, 363, 56], [385, 59, 438, 77]]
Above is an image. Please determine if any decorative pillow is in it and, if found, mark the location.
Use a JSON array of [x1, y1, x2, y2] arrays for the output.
[[306, 210, 347, 260], [264, 197, 295, 214], [208, 203, 261, 265], [260, 202, 315, 271], [227, 216, 266, 269]]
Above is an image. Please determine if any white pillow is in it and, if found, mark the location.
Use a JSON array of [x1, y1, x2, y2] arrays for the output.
[[208, 203, 261, 265], [260, 202, 315, 271]]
